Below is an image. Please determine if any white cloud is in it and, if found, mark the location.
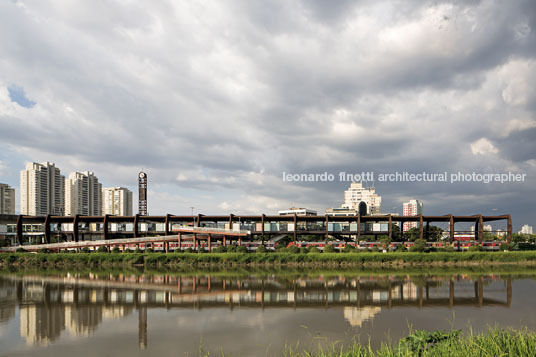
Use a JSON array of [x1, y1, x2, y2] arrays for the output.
[[470, 138, 499, 155]]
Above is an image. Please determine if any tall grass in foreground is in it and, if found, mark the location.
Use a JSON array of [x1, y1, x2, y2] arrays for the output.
[[278, 328, 536, 357]]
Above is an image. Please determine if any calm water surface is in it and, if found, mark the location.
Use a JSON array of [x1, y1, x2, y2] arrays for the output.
[[0, 270, 535, 356]]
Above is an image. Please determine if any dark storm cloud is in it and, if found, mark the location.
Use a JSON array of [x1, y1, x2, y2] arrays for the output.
[[0, 0, 534, 227]]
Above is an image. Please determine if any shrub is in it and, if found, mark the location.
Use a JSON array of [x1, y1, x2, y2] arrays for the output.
[[146, 248, 154, 253], [135, 248, 142, 253], [371, 246, 380, 253], [211, 246, 227, 253], [499, 243, 511, 251], [226, 245, 238, 253], [236, 245, 248, 253], [197, 247, 206, 253], [343, 244, 356, 253], [410, 239, 426, 253], [379, 237, 391, 250], [256, 245, 268, 253], [308, 246, 321, 253], [286, 245, 300, 254], [444, 246, 455, 252], [16, 248, 26, 253], [38, 248, 50, 253], [323, 244, 335, 253], [81, 247, 90, 253], [184, 248, 194, 253], [468, 244, 483, 252], [395, 244, 407, 252], [112, 247, 120, 253], [96, 246, 108, 253]]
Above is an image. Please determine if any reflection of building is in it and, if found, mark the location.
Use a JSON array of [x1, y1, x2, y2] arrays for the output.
[[343, 307, 381, 327], [403, 199, 423, 231], [20, 305, 65, 345], [65, 305, 102, 336], [103, 187, 133, 216], [520, 224, 533, 235], [0, 183, 15, 215], [0, 279, 16, 323], [278, 207, 317, 216], [102, 306, 131, 319], [341, 182, 382, 215], [65, 171, 102, 216], [20, 162, 65, 215]]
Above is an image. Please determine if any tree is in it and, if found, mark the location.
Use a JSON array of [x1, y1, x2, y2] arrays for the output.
[[426, 226, 444, 241], [406, 227, 420, 241], [391, 224, 402, 241]]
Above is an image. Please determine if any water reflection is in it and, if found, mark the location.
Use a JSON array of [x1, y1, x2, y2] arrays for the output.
[[0, 272, 517, 352]]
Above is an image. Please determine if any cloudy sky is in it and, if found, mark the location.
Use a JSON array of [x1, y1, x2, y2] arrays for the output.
[[0, 0, 535, 230]]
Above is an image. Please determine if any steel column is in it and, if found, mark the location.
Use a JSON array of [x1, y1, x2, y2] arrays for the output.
[[16, 215, 23, 245], [134, 214, 139, 238], [388, 214, 392, 242], [506, 214, 512, 243], [44, 214, 51, 244], [325, 215, 329, 241], [449, 215, 454, 243], [103, 215, 109, 240], [419, 215, 424, 240], [357, 214, 361, 243], [478, 215, 484, 243], [165, 214, 171, 236], [293, 214, 297, 241], [73, 215, 80, 242]]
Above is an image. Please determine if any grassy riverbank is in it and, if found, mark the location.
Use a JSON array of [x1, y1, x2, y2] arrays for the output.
[[2, 251, 536, 268], [282, 328, 536, 357]]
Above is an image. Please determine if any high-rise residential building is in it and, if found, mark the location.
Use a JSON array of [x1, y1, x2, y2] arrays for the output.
[[20, 162, 65, 215], [102, 187, 133, 216], [0, 183, 16, 214], [520, 224, 533, 235], [403, 199, 423, 231], [341, 182, 382, 215], [65, 171, 102, 216]]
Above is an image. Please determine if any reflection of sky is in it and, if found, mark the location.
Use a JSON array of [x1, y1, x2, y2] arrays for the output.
[[0, 277, 535, 356]]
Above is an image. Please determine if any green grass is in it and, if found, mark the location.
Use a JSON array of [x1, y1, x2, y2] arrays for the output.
[[2, 251, 536, 268], [280, 327, 536, 357]]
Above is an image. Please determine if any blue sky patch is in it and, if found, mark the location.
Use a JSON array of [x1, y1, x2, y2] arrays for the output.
[[8, 84, 36, 108]]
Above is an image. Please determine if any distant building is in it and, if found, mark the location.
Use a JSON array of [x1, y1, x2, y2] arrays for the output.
[[341, 182, 382, 215], [0, 183, 15, 214], [20, 162, 65, 215], [325, 207, 357, 216], [278, 207, 317, 216], [65, 171, 102, 216], [403, 199, 423, 231], [102, 187, 133, 216], [520, 224, 533, 235]]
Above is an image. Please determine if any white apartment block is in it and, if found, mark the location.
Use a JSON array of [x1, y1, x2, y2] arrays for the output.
[[102, 187, 133, 216], [278, 207, 317, 216], [402, 199, 423, 231], [520, 224, 533, 235], [341, 182, 382, 215], [20, 162, 65, 215], [65, 171, 102, 216], [0, 183, 16, 214]]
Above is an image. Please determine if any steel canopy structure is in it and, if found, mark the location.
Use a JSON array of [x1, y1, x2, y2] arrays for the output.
[[6, 213, 513, 246]]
